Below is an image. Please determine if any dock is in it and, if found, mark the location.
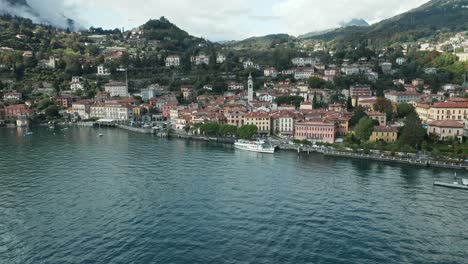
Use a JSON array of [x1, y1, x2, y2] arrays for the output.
[[434, 181, 468, 190]]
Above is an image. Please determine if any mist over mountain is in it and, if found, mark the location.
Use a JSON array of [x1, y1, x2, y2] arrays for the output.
[[339, 18, 370, 27], [298, 18, 369, 39], [0, 0, 83, 30]]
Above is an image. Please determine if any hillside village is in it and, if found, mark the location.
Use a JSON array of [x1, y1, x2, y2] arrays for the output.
[[0, 9, 468, 159]]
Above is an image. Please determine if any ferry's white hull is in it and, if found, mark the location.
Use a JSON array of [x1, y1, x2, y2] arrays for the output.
[[234, 143, 275, 154]]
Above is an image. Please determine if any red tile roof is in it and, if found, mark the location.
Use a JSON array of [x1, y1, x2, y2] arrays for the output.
[[428, 120, 464, 128], [373, 126, 398, 133], [432, 102, 468, 108]]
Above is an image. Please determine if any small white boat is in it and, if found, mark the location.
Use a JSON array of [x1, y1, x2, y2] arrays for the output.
[[462, 179, 468, 186], [98, 132, 103, 137], [234, 139, 275, 154], [24, 132, 34, 136]]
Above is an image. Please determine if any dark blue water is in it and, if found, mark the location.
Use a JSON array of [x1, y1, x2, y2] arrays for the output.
[[0, 127, 467, 263]]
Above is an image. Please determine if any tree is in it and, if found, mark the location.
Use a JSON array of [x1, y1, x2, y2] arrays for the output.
[[354, 116, 374, 142], [219, 125, 238, 137], [397, 103, 415, 118], [373, 97, 393, 115], [312, 92, 318, 109], [349, 107, 368, 127], [398, 112, 426, 149], [238, 125, 258, 139], [274, 96, 304, 108], [308, 77, 327, 88], [45, 105, 60, 119], [346, 96, 354, 111]]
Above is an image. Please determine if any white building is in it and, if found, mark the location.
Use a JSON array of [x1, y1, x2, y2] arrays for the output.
[[385, 91, 422, 104], [140, 87, 160, 101], [257, 94, 275, 102], [39, 56, 57, 69], [104, 82, 128, 97], [70, 76, 84, 91], [294, 68, 315, 80], [3, 91, 22, 101], [165, 55, 180, 67], [264, 67, 278, 78], [71, 101, 91, 119], [381, 62, 392, 74], [97, 65, 111, 76], [194, 53, 210, 65], [216, 54, 226, 64], [228, 82, 245, 91], [90, 103, 134, 121], [396, 57, 406, 65], [243, 59, 254, 69], [292, 57, 317, 67], [456, 52, 468, 62]]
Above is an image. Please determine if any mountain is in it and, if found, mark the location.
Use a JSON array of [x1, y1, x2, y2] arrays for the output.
[[307, 0, 468, 44], [339, 18, 369, 27], [141, 17, 212, 51], [298, 18, 369, 39], [226, 34, 295, 50]]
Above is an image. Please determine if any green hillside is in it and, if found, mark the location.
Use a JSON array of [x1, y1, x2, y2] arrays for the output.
[[308, 0, 468, 44]]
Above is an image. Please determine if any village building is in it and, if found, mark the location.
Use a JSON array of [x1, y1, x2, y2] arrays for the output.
[[216, 54, 226, 64], [3, 91, 22, 102], [104, 82, 128, 97], [264, 68, 278, 78], [244, 111, 271, 136], [366, 111, 387, 126], [370, 126, 398, 143], [165, 55, 180, 67], [90, 103, 134, 121], [427, 120, 464, 142], [294, 121, 336, 144], [224, 110, 245, 127], [70, 76, 84, 91], [97, 65, 111, 76], [385, 91, 422, 104]]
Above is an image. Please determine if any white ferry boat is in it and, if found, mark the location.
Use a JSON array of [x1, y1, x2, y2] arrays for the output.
[[234, 139, 275, 154]]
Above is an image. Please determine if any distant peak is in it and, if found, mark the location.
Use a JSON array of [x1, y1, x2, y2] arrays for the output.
[[339, 18, 370, 28]]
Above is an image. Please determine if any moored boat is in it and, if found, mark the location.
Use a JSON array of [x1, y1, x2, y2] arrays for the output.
[[234, 139, 275, 154], [434, 180, 468, 190]]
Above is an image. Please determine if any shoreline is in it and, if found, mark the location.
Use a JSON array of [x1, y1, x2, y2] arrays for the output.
[[8, 124, 466, 171]]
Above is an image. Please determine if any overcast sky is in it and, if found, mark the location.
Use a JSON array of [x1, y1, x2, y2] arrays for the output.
[[26, 0, 430, 40]]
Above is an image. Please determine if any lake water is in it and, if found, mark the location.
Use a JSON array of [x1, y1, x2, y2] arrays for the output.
[[0, 127, 467, 263]]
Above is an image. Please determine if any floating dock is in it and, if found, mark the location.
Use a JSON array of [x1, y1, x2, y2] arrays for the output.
[[434, 181, 468, 190]]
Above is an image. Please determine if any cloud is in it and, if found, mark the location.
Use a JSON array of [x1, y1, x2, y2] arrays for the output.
[[0, 0, 86, 29], [272, 0, 430, 35], [0, 0, 431, 40], [248, 15, 281, 21]]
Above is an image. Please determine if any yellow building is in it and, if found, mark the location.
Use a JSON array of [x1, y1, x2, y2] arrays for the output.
[[414, 102, 431, 123], [365, 111, 387, 126], [428, 101, 468, 122], [243, 111, 271, 135], [370, 126, 398, 143]]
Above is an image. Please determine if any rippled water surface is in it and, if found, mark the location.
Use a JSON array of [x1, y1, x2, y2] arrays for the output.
[[0, 127, 467, 264]]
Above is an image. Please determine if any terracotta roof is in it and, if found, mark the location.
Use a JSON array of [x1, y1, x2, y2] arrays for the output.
[[432, 102, 468, 108], [365, 111, 385, 116], [373, 126, 398, 133], [105, 82, 126, 86], [428, 120, 464, 128], [244, 111, 270, 118], [296, 121, 335, 126], [385, 91, 421, 96]]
